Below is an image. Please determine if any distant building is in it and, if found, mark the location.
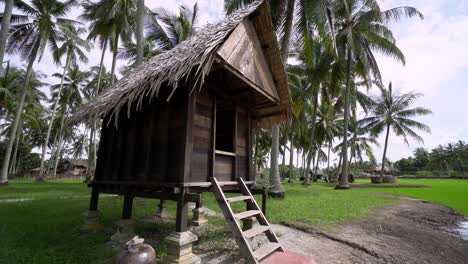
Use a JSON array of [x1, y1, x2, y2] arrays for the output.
[[56, 160, 88, 175]]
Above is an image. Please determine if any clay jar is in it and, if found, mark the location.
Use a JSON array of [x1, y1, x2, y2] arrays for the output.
[[116, 236, 156, 264]]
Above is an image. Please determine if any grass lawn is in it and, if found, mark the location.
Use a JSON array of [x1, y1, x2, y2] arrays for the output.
[[0, 178, 466, 263], [365, 179, 468, 216]]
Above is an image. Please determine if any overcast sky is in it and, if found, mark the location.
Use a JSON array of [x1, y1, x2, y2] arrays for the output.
[[6, 0, 468, 165]]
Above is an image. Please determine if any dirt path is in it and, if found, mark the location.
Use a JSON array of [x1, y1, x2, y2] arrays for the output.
[[200, 196, 468, 263]]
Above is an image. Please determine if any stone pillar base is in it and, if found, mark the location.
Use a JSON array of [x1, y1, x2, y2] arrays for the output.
[[80, 210, 104, 233], [164, 231, 200, 264], [242, 217, 258, 230], [111, 219, 136, 246], [155, 201, 169, 220], [191, 207, 208, 226]]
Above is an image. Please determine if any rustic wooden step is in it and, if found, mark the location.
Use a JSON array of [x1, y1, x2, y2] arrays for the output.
[[234, 210, 261, 220], [243, 225, 270, 239], [226, 195, 251, 203], [253, 242, 281, 261], [217, 181, 239, 186]]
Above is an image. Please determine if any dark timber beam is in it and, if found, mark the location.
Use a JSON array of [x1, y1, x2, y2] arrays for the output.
[[122, 195, 134, 219], [176, 189, 188, 232], [89, 187, 99, 211]]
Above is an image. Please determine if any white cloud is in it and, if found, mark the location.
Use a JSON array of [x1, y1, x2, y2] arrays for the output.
[[370, 0, 468, 162]]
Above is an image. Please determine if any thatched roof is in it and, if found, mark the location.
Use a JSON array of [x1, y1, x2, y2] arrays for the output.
[[69, 0, 291, 128]]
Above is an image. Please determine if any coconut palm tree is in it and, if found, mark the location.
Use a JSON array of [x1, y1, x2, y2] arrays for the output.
[[0, 0, 28, 73], [0, 0, 78, 184], [332, 0, 423, 189], [288, 34, 335, 185], [147, 3, 200, 50], [81, 0, 135, 176], [50, 65, 89, 176], [361, 82, 431, 179], [38, 24, 90, 179]]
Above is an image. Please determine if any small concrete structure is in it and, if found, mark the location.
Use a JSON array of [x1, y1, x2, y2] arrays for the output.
[[191, 207, 208, 226], [164, 231, 201, 264], [80, 210, 104, 233]]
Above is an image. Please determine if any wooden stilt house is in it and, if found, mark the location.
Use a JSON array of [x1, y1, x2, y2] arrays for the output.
[[70, 1, 291, 262]]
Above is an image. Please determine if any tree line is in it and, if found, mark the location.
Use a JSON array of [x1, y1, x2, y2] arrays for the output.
[[0, 0, 432, 193], [395, 141, 468, 176]]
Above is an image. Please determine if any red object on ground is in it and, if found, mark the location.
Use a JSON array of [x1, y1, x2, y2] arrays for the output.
[[261, 251, 317, 264]]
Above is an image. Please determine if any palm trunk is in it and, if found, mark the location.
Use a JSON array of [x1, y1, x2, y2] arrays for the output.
[[288, 139, 294, 182], [313, 150, 320, 182], [53, 107, 67, 177], [337, 47, 352, 189], [327, 141, 331, 182], [1, 41, 39, 184], [280, 143, 286, 180], [39, 52, 71, 179], [110, 33, 118, 85], [0, 0, 14, 73], [336, 151, 343, 183], [380, 124, 391, 179], [136, 0, 145, 66], [303, 153, 312, 185], [9, 120, 22, 174], [269, 126, 285, 197], [89, 41, 107, 178]]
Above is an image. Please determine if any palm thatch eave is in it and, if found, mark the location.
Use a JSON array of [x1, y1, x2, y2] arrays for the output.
[[68, 0, 291, 128]]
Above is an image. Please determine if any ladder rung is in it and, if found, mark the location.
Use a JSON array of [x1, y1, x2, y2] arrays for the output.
[[217, 181, 238, 186], [253, 242, 281, 261], [234, 210, 261, 220], [226, 196, 251, 203], [243, 225, 269, 239]]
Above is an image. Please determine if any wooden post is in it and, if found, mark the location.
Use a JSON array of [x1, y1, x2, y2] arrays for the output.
[[262, 188, 267, 215], [89, 187, 99, 211], [176, 190, 188, 232], [122, 195, 134, 219]]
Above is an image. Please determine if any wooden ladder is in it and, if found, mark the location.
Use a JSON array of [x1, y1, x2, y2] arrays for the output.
[[211, 177, 284, 263]]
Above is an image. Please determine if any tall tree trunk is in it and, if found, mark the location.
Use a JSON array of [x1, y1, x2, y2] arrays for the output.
[[53, 107, 67, 177], [380, 124, 391, 179], [88, 42, 107, 179], [335, 150, 343, 183], [0, 0, 14, 73], [337, 47, 352, 189], [110, 33, 118, 85], [269, 126, 285, 197], [313, 149, 320, 182], [1, 41, 39, 184], [327, 141, 331, 182], [9, 120, 22, 174], [280, 143, 286, 180], [304, 86, 319, 184], [303, 153, 312, 185], [136, 0, 145, 66], [39, 51, 71, 179], [288, 139, 294, 182]]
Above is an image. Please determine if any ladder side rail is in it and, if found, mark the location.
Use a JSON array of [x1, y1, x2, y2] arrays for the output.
[[211, 177, 258, 264], [237, 177, 284, 249]]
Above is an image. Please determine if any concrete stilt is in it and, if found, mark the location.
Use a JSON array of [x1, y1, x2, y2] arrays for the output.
[[155, 200, 169, 220], [191, 203, 208, 226], [80, 210, 104, 233], [164, 231, 200, 264]]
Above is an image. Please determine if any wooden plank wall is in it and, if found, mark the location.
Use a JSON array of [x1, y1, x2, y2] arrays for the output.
[[94, 88, 188, 185], [236, 107, 249, 180], [190, 89, 213, 182]]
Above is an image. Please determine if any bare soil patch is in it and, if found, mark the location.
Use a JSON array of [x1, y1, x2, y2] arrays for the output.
[[199, 196, 468, 264]]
